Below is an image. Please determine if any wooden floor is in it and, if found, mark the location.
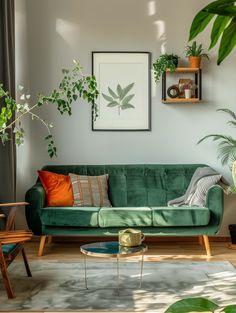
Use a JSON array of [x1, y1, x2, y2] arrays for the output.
[[22, 239, 236, 264], [8, 240, 236, 313]]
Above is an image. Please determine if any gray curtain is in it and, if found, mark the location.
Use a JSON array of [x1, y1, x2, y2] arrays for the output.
[[0, 0, 16, 202]]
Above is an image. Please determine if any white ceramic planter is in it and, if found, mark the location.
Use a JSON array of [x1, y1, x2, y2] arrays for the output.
[[185, 89, 192, 99]]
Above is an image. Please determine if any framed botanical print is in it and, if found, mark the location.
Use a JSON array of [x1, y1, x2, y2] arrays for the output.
[[92, 52, 151, 131]]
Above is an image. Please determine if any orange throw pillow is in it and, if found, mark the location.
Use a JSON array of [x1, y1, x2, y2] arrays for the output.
[[38, 170, 74, 206]]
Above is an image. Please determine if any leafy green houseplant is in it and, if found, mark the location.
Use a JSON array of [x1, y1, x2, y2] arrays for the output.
[[189, 0, 236, 65], [185, 41, 209, 68], [0, 60, 98, 157], [165, 297, 236, 313], [198, 109, 236, 167], [153, 54, 179, 82]]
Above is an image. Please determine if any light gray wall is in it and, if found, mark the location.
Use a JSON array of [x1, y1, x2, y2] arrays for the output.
[[15, 0, 236, 235]]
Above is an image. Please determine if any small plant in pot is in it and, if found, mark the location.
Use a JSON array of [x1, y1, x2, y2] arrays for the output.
[[153, 53, 179, 82], [185, 41, 209, 68]]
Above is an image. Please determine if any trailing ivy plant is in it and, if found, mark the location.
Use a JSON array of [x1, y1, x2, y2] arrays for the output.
[[0, 60, 99, 157], [165, 297, 236, 313], [189, 0, 236, 65], [153, 54, 179, 82]]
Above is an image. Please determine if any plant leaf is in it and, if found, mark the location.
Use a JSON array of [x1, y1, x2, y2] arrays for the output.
[[217, 108, 236, 120], [218, 17, 236, 65], [121, 103, 135, 110], [117, 84, 123, 99], [206, 6, 236, 16], [102, 93, 114, 102], [164, 298, 218, 313], [222, 304, 236, 312], [122, 94, 135, 106], [108, 87, 118, 99], [189, 11, 215, 41], [107, 101, 119, 107], [210, 16, 231, 49], [121, 83, 135, 99]]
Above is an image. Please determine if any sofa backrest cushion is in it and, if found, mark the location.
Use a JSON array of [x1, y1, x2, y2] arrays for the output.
[[41, 164, 206, 207]]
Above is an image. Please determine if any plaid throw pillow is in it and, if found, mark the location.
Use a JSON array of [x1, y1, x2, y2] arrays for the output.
[[69, 174, 111, 207]]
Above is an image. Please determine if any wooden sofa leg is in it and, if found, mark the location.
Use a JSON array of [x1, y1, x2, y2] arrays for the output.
[[38, 235, 47, 257], [203, 235, 212, 257], [48, 235, 53, 244], [198, 235, 204, 246]]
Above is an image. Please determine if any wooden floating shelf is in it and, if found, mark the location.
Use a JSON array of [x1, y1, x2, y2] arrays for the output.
[[162, 98, 201, 104], [166, 67, 200, 73]]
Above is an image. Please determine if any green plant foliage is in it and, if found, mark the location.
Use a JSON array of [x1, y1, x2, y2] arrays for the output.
[[197, 109, 236, 166], [164, 298, 218, 313], [102, 83, 135, 115], [222, 305, 236, 313], [185, 41, 209, 59], [153, 54, 179, 82], [0, 60, 99, 158], [189, 0, 236, 64]]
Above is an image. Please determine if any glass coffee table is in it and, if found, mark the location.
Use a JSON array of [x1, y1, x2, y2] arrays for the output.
[[80, 241, 147, 293]]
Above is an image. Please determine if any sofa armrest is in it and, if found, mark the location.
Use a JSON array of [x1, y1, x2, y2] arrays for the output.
[[25, 183, 46, 235], [206, 184, 224, 234]]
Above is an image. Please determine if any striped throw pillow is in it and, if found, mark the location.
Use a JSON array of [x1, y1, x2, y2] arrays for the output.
[[69, 174, 111, 207], [189, 174, 222, 207]]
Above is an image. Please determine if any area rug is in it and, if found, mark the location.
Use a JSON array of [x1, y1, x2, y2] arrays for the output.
[[1, 260, 236, 312]]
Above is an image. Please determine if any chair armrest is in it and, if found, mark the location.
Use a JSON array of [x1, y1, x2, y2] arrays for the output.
[[0, 230, 32, 244], [0, 202, 29, 231], [206, 185, 224, 234], [25, 183, 46, 235]]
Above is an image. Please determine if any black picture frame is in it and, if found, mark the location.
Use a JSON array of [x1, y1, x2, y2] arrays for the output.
[[92, 51, 151, 131]]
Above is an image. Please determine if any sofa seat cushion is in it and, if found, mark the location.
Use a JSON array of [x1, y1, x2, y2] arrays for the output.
[[41, 207, 100, 227], [2, 244, 17, 255], [152, 206, 210, 227], [99, 207, 152, 227]]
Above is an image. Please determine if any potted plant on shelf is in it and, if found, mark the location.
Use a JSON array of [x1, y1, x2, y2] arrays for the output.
[[179, 81, 197, 99], [185, 41, 209, 68], [0, 60, 99, 157], [153, 53, 179, 82]]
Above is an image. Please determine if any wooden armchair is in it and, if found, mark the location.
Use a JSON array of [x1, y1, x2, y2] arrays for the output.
[[0, 202, 32, 299]]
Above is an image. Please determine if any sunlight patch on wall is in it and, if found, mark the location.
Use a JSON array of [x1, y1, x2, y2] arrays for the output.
[[56, 18, 78, 45], [148, 0, 156, 16], [154, 20, 166, 53]]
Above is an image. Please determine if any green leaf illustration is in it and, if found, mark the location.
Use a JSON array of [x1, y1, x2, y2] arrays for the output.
[[122, 94, 135, 106], [116, 84, 123, 99], [102, 93, 114, 102], [107, 101, 119, 107], [121, 103, 135, 110], [102, 82, 135, 115], [108, 87, 118, 99], [122, 83, 135, 99]]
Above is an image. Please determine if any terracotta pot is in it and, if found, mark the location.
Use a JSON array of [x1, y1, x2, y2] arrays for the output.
[[188, 56, 201, 68]]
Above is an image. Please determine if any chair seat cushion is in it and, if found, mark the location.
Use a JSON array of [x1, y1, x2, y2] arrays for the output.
[[152, 206, 210, 227], [99, 207, 152, 227], [2, 244, 17, 255], [41, 207, 100, 227]]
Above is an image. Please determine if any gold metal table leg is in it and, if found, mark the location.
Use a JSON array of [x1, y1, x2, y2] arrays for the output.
[[84, 254, 88, 290]]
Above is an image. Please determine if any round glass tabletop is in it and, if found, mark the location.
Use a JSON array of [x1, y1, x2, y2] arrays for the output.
[[80, 241, 147, 258]]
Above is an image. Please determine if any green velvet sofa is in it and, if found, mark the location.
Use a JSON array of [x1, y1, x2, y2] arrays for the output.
[[25, 164, 224, 256]]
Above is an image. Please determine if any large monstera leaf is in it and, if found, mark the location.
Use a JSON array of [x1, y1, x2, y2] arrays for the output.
[[189, 0, 236, 64]]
